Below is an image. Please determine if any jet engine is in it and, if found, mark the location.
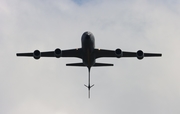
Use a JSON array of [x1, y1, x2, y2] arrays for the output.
[[115, 48, 123, 58], [33, 50, 41, 59], [54, 48, 61, 58], [136, 50, 144, 60]]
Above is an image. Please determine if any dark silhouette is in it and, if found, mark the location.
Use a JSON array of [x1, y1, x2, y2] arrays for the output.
[[16, 31, 162, 98]]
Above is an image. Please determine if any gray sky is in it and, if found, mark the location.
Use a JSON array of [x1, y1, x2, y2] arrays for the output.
[[0, 0, 180, 114]]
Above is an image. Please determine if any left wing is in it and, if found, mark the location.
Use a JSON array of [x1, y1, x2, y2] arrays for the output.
[[94, 48, 162, 60], [16, 48, 83, 59]]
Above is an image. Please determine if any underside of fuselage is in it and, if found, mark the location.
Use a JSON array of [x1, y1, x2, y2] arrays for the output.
[[81, 31, 95, 68]]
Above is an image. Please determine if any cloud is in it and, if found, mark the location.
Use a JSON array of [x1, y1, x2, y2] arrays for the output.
[[0, 0, 180, 114]]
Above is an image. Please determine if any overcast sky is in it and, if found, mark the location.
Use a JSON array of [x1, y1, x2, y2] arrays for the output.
[[0, 0, 180, 114]]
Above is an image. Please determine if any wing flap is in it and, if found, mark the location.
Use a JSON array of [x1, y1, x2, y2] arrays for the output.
[[94, 49, 116, 58], [62, 49, 82, 58]]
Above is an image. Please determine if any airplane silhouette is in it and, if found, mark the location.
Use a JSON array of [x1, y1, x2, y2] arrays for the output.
[[16, 31, 162, 98]]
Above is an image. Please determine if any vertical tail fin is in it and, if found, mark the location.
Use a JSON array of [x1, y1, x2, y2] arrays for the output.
[[84, 84, 94, 98], [84, 67, 94, 98]]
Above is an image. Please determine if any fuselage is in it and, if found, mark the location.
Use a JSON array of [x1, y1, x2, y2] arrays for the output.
[[81, 31, 95, 68]]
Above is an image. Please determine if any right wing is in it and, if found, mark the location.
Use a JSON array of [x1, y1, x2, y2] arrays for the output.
[[16, 48, 83, 59], [94, 49, 162, 59]]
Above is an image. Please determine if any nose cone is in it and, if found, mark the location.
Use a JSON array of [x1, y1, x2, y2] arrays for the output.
[[86, 31, 91, 36], [86, 34, 90, 40], [82, 31, 92, 38], [81, 31, 93, 41], [81, 31, 95, 49], [81, 31, 94, 42]]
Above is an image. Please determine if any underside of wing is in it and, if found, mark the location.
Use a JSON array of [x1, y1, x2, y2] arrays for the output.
[[94, 48, 162, 60], [122, 50, 162, 59], [62, 48, 82, 58], [94, 49, 116, 58], [16, 48, 83, 59]]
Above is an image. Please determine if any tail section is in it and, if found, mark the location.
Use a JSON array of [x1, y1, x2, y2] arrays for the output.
[[66, 63, 85, 67], [67, 63, 113, 67], [84, 84, 94, 88], [67, 62, 112, 98], [93, 63, 113, 67], [84, 84, 94, 98], [84, 67, 95, 98]]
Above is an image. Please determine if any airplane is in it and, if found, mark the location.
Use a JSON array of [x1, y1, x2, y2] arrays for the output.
[[16, 31, 162, 98]]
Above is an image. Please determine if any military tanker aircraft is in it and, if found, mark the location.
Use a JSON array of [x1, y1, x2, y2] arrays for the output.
[[16, 31, 162, 98]]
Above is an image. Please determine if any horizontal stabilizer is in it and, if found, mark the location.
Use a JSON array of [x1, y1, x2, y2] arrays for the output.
[[93, 63, 113, 67], [66, 63, 85, 67]]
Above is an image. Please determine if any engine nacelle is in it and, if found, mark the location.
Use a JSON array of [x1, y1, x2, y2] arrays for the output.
[[33, 50, 41, 59], [54, 48, 61, 58], [115, 48, 123, 58], [136, 50, 144, 60]]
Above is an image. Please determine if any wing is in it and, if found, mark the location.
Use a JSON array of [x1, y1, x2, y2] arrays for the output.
[[94, 49, 162, 59], [94, 49, 116, 58], [16, 48, 83, 59]]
